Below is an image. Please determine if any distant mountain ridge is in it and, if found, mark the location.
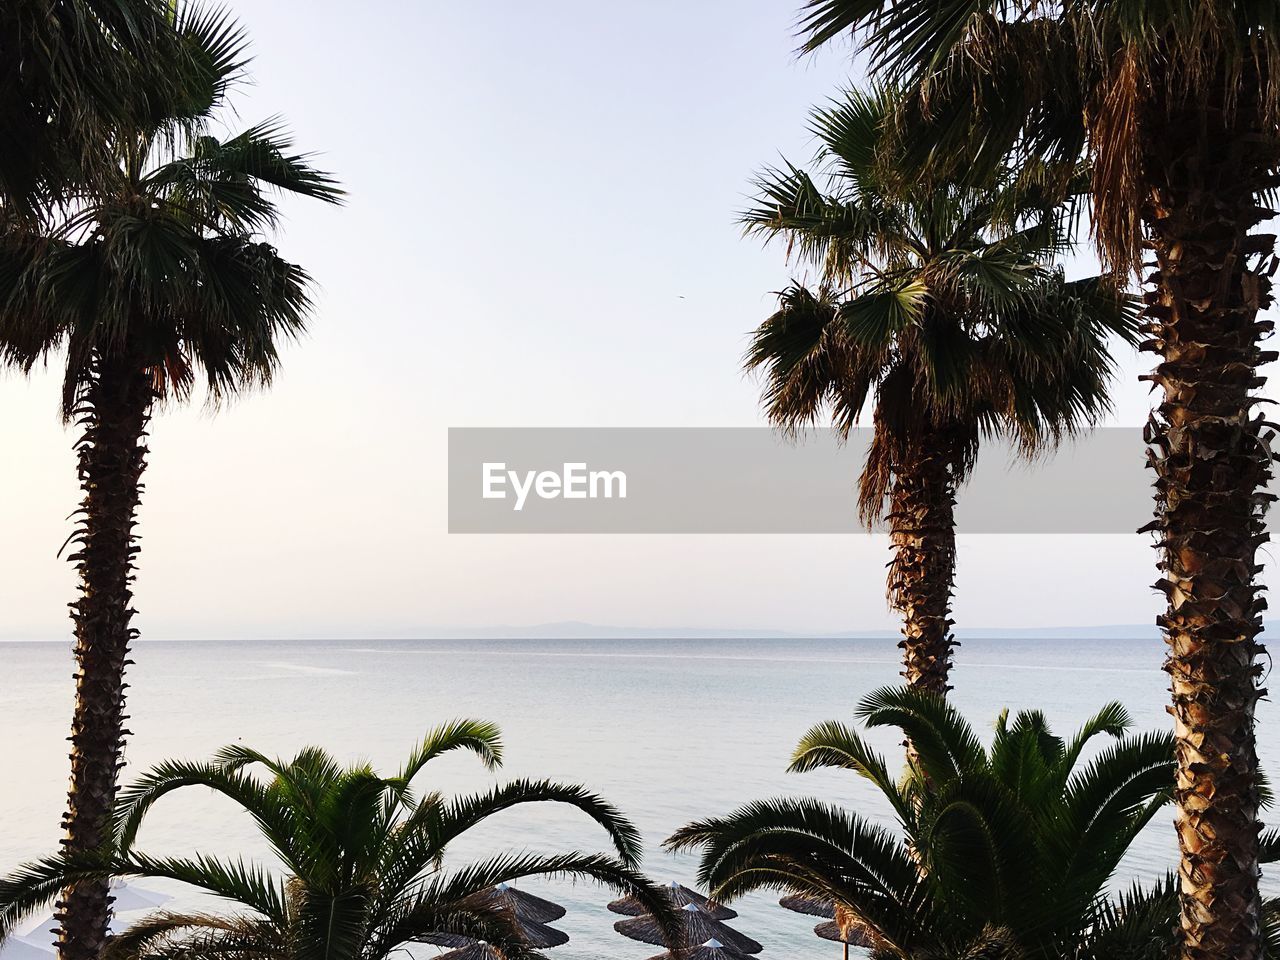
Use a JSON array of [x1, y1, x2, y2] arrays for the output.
[[0, 621, 1177, 643], [391, 620, 1165, 641]]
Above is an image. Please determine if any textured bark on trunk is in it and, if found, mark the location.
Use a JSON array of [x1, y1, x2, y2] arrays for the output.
[[886, 440, 958, 696], [57, 353, 153, 960], [1140, 75, 1277, 960]]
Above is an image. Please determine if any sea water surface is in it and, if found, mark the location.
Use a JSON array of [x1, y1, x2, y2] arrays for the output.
[[2, 636, 1278, 958]]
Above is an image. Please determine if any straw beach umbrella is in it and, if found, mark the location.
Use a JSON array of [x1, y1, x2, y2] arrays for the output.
[[471, 883, 566, 924], [420, 883, 569, 950], [778, 895, 834, 919], [609, 881, 737, 920], [431, 943, 506, 960], [420, 922, 569, 950], [815, 919, 876, 960], [614, 904, 763, 955], [644, 938, 755, 960]]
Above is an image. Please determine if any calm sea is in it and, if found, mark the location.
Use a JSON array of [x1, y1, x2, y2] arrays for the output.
[[2, 637, 1277, 959]]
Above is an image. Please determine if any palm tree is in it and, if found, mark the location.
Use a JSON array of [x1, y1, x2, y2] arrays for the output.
[[668, 687, 1176, 960], [0, 721, 683, 960], [743, 89, 1135, 694], [0, 9, 341, 960], [0, 1, 193, 210], [794, 7, 1280, 957]]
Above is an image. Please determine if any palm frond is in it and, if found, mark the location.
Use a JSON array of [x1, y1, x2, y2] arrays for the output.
[[440, 779, 643, 867], [397, 719, 505, 785], [102, 911, 284, 960], [788, 720, 915, 825], [0, 729, 658, 960], [112, 759, 301, 872], [1068, 876, 1177, 960], [422, 852, 682, 951], [667, 798, 936, 954], [741, 84, 1131, 546], [673, 697, 1175, 960], [1061, 702, 1133, 774], [856, 685, 987, 783], [839, 278, 927, 350], [1260, 827, 1280, 863]]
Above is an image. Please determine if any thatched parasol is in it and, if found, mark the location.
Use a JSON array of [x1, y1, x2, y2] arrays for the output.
[[419, 919, 569, 950], [614, 903, 762, 955], [643, 938, 755, 960], [419, 883, 568, 951], [431, 943, 505, 960], [778, 894, 835, 919], [815, 919, 876, 960], [471, 883, 566, 924], [815, 920, 873, 947], [608, 881, 737, 921]]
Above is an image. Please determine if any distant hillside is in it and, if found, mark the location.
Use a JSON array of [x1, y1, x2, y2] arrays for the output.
[[391, 621, 1165, 641], [0, 621, 1181, 643]]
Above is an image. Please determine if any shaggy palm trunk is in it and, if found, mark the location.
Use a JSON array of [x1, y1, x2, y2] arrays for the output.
[[1140, 75, 1278, 960], [57, 352, 153, 960], [886, 441, 958, 696]]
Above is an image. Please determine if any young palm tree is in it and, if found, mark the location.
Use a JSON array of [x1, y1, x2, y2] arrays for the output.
[[0, 10, 341, 960], [795, 7, 1280, 957], [668, 688, 1176, 960], [744, 89, 1135, 694], [0, 721, 682, 960], [0, 1, 191, 209]]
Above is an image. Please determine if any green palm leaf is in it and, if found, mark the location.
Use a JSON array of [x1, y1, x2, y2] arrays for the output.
[[788, 720, 915, 825], [0, 728, 667, 960], [668, 797, 941, 953], [839, 278, 927, 350], [673, 692, 1178, 960], [856, 685, 987, 783], [397, 719, 505, 783]]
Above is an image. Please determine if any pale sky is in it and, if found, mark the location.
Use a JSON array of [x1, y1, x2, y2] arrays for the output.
[[1, 1, 1273, 641]]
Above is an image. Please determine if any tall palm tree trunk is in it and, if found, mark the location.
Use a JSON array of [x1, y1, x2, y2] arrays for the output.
[[1140, 75, 1277, 960], [886, 439, 958, 696], [58, 351, 153, 960]]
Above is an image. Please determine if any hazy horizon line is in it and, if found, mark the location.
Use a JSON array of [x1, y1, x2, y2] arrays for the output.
[[0, 620, 1178, 643]]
